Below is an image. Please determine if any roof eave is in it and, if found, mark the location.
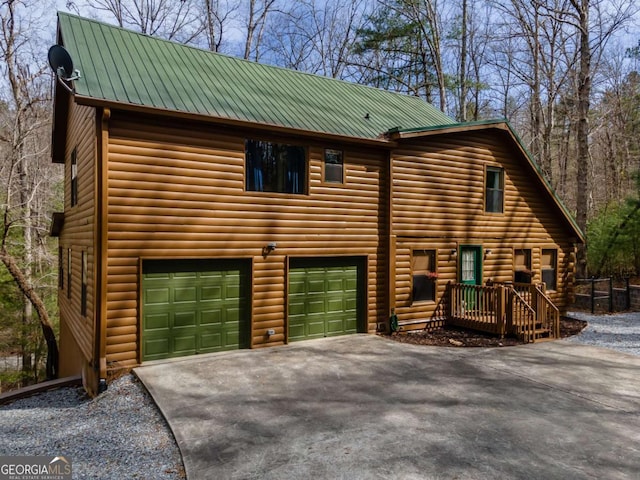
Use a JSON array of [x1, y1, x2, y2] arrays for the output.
[[73, 94, 397, 148]]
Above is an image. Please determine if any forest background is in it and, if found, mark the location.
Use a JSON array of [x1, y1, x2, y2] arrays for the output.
[[0, 0, 639, 388]]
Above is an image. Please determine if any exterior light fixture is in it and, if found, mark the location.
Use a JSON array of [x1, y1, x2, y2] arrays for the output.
[[262, 242, 277, 257], [450, 248, 457, 258]]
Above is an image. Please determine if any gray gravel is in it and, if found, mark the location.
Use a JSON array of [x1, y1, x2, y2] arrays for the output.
[[565, 310, 640, 356], [0, 374, 184, 479]]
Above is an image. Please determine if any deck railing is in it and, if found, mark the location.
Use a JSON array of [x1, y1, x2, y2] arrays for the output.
[[447, 282, 559, 342], [448, 284, 506, 337]]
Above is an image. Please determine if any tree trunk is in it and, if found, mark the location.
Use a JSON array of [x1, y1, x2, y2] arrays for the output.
[[0, 248, 58, 379], [574, 0, 591, 276]]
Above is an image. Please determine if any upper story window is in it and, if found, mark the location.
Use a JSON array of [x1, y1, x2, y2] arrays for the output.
[[324, 149, 344, 184], [541, 249, 557, 291], [485, 166, 504, 213], [245, 139, 306, 194], [70, 147, 78, 207], [514, 248, 532, 283]]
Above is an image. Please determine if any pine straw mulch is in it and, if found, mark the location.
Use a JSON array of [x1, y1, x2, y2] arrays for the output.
[[387, 317, 588, 348]]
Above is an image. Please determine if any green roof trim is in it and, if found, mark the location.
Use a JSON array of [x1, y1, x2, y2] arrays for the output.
[[56, 12, 454, 140]]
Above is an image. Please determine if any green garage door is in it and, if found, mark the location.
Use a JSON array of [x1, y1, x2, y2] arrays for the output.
[[142, 259, 249, 361], [288, 258, 363, 341]]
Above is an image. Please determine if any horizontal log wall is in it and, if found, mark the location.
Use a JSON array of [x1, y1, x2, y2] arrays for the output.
[[58, 102, 96, 362], [105, 113, 387, 366], [392, 131, 576, 326]]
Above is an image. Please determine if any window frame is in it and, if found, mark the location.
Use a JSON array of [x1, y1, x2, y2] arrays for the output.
[[81, 250, 88, 316], [411, 249, 437, 303], [70, 147, 78, 207], [58, 247, 64, 290], [67, 248, 72, 300], [485, 166, 504, 214], [245, 139, 307, 195], [541, 248, 558, 291], [323, 148, 344, 184], [514, 248, 532, 283]]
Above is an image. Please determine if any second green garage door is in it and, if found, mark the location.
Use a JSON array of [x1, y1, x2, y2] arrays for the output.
[[288, 257, 364, 341], [142, 259, 250, 361]]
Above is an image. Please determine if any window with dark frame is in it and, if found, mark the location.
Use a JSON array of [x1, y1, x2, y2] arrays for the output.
[[412, 250, 437, 302], [71, 147, 78, 207], [541, 249, 557, 290], [245, 139, 306, 194], [485, 166, 504, 213], [58, 247, 64, 290], [514, 248, 532, 283], [67, 248, 72, 299], [81, 251, 87, 316], [324, 149, 344, 184]]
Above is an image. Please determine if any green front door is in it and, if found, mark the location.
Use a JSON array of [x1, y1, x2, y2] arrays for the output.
[[142, 259, 249, 361], [288, 258, 362, 341], [460, 246, 482, 309]]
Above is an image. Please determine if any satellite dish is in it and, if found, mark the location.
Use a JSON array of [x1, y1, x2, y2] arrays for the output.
[[48, 45, 81, 82]]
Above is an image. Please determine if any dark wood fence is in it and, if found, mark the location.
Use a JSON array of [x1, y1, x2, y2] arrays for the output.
[[572, 277, 640, 313]]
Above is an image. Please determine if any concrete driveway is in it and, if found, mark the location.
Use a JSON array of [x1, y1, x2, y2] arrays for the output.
[[135, 336, 640, 480]]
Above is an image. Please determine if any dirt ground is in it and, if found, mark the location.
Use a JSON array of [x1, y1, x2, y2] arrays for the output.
[[388, 317, 588, 348]]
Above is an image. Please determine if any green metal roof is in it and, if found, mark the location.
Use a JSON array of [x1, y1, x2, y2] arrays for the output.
[[57, 12, 454, 140]]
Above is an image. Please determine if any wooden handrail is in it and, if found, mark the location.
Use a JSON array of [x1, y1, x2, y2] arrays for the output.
[[447, 282, 558, 342]]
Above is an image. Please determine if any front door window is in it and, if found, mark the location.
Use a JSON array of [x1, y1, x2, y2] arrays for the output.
[[460, 246, 481, 285]]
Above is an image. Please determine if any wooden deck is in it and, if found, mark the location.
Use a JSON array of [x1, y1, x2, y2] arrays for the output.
[[447, 282, 559, 343]]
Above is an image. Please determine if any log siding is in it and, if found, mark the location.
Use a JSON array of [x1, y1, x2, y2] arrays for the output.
[[104, 113, 388, 366], [391, 132, 577, 326], [57, 102, 97, 363]]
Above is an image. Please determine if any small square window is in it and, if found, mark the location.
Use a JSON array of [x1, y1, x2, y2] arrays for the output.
[[324, 149, 344, 184], [486, 166, 504, 213], [412, 250, 437, 302]]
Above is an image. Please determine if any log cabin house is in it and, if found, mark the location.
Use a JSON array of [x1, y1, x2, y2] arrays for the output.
[[50, 13, 584, 394]]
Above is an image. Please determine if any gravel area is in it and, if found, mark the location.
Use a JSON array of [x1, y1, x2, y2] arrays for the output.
[[0, 374, 184, 479], [564, 311, 640, 356]]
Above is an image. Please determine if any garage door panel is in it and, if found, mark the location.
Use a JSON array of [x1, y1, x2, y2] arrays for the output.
[[200, 308, 222, 325], [145, 312, 170, 330], [172, 335, 197, 356], [199, 332, 222, 352], [174, 311, 197, 327], [201, 285, 223, 301], [144, 338, 170, 360], [142, 259, 249, 361], [145, 287, 170, 305]]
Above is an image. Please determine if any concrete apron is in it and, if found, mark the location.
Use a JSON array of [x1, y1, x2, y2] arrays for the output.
[[135, 335, 640, 480]]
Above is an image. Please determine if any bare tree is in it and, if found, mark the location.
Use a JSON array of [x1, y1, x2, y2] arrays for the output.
[[0, 0, 61, 381], [263, 0, 369, 79], [200, 0, 240, 52], [84, 0, 204, 44], [243, 0, 277, 61]]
